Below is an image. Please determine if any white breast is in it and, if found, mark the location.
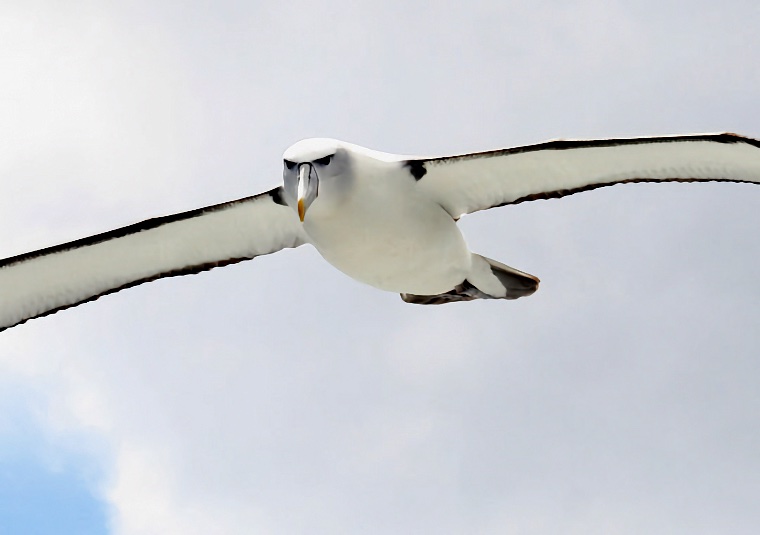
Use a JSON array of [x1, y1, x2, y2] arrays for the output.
[[303, 160, 471, 295]]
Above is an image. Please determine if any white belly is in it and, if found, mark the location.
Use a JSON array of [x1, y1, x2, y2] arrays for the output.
[[303, 183, 471, 295]]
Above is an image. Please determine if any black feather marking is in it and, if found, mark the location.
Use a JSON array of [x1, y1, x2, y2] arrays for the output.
[[500, 177, 759, 207], [404, 160, 427, 180], [421, 133, 760, 165], [268, 186, 287, 206], [401, 280, 490, 305]]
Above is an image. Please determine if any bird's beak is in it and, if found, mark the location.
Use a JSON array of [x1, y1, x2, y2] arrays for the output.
[[297, 163, 318, 222]]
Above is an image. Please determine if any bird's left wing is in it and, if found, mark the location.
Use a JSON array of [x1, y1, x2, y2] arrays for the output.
[[0, 187, 305, 331], [413, 133, 760, 218]]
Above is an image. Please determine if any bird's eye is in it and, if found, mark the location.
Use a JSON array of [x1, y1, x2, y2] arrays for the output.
[[284, 159, 296, 170], [314, 155, 333, 166]]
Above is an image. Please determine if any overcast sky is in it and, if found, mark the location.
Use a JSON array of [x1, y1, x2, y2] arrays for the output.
[[1, 1, 759, 534]]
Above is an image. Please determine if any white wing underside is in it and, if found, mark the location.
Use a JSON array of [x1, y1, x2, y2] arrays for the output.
[[414, 133, 760, 217], [0, 188, 305, 331]]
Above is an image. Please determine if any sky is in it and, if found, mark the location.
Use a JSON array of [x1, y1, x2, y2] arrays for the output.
[[0, 1, 759, 534]]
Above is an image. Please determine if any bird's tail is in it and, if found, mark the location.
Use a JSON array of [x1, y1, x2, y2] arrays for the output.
[[400, 254, 539, 305]]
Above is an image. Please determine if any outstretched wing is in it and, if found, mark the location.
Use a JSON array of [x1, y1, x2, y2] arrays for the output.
[[0, 187, 305, 331], [412, 133, 760, 218]]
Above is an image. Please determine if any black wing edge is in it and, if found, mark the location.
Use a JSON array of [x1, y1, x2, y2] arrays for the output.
[[420, 132, 760, 165], [0, 256, 253, 333], [0, 187, 286, 269], [500, 176, 760, 208], [413, 132, 760, 209]]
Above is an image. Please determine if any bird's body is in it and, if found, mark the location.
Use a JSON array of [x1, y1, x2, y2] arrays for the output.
[[1, 132, 759, 330], [300, 148, 470, 295]]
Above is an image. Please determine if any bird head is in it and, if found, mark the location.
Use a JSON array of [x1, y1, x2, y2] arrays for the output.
[[282, 138, 346, 222]]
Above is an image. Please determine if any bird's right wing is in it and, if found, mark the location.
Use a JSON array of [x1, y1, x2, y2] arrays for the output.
[[0, 187, 306, 331]]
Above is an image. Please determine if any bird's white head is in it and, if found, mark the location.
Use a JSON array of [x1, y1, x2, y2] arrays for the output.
[[282, 138, 349, 222]]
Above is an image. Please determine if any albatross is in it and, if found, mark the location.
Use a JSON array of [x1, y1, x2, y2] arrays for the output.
[[1, 133, 759, 331]]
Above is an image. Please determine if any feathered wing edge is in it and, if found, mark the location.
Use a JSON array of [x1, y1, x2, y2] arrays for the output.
[[0, 187, 305, 331], [411, 133, 760, 217]]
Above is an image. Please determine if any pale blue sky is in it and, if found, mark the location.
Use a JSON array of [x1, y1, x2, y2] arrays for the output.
[[0, 455, 107, 534], [0, 383, 107, 534]]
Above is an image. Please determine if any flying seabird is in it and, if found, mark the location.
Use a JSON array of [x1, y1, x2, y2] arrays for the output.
[[1, 133, 759, 331]]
